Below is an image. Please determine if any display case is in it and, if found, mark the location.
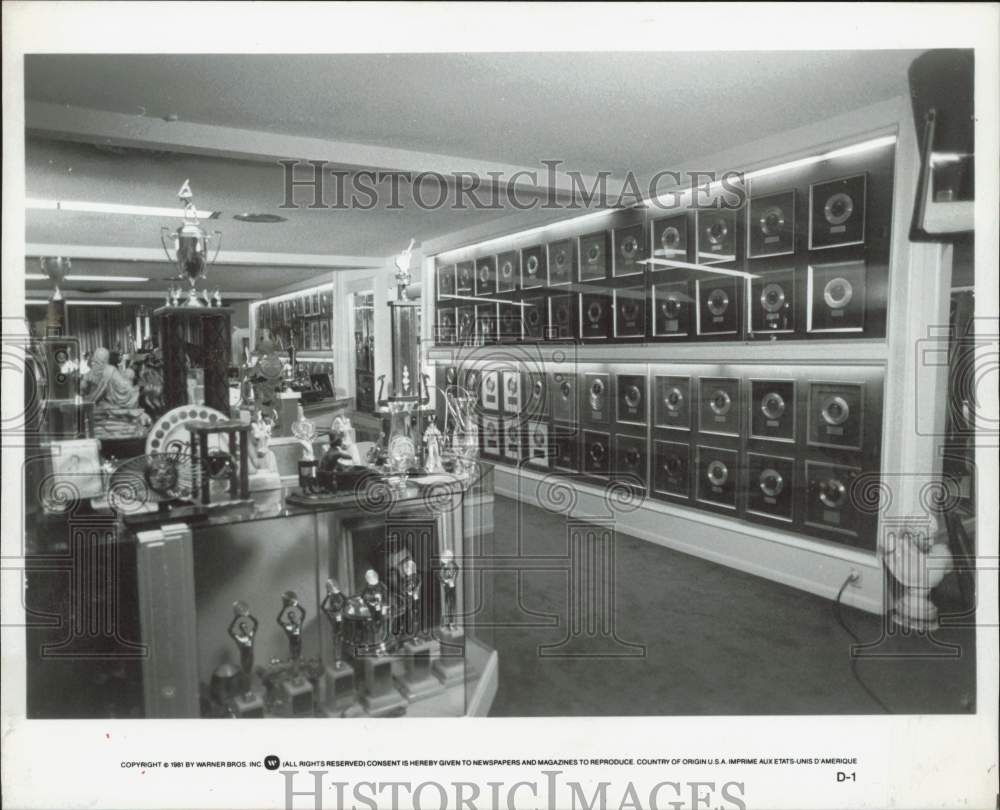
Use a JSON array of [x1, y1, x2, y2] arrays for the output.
[[131, 464, 497, 718], [354, 291, 376, 413]]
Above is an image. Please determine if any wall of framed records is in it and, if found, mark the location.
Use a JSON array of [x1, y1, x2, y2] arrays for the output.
[[251, 283, 335, 353], [424, 99, 954, 610], [432, 138, 894, 348]]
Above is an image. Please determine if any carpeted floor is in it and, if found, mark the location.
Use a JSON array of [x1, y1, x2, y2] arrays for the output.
[[484, 495, 976, 716]]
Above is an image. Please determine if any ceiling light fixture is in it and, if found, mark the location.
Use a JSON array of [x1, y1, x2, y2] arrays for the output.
[[27, 197, 220, 219], [25, 299, 123, 306], [233, 213, 288, 224], [25, 273, 150, 283]]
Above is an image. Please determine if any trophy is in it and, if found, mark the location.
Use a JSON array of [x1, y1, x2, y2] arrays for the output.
[[226, 601, 265, 718], [292, 403, 318, 489], [357, 570, 408, 716], [394, 558, 443, 701], [423, 422, 445, 474], [320, 579, 355, 713], [432, 549, 466, 687], [275, 590, 314, 717], [160, 179, 221, 307]]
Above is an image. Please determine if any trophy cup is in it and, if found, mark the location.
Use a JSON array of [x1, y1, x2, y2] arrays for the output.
[[432, 549, 466, 687], [227, 601, 265, 718], [275, 590, 314, 717], [160, 179, 221, 307], [320, 579, 356, 713], [40, 256, 71, 336], [394, 558, 443, 701], [357, 570, 408, 716]]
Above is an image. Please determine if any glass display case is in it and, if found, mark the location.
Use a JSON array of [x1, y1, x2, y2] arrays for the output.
[[131, 464, 497, 718], [354, 291, 376, 413]]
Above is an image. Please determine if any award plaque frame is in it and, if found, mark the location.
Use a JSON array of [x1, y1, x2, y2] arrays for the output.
[[695, 208, 738, 265], [612, 222, 647, 278], [747, 189, 796, 259], [496, 251, 518, 293], [745, 452, 796, 523], [547, 238, 574, 286], [808, 173, 867, 250], [652, 439, 691, 500]]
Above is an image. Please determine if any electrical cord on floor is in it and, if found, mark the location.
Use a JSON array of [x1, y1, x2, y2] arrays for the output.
[[833, 575, 893, 714]]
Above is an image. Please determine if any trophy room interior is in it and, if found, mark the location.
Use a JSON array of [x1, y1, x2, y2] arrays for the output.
[[19, 50, 978, 720]]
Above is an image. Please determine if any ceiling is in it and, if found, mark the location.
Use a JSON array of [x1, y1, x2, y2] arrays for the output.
[[23, 50, 921, 296]]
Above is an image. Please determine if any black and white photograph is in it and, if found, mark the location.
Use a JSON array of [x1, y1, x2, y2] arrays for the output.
[[1, 3, 997, 810]]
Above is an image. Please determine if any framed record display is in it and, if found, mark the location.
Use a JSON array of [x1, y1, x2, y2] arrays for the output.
[[696, 209, 737, 265], [804, 460, 862, 537], [436, 306, 456, 345], [321, 320, 331, 350], [475, 256, 496, 296], [613, 286, 646, 338], [653, 440, 690, 499], [696, 445, 739, 510], [746, 452, 795, 523], [807, 381, 864, 451], [749, 268, 795, 334], [698, 377, 741, 437], [654, 375, 691, 430], [652, 280, 692, 337], [579, 291, 611, 340], [547, 239, 574, 286], [807, 261, 866, 333], [520, 245, 546, 290], [521, 295, 547, 340], [696, 277, 739, 336], [651, 214, 689, 261], [809, 174, 866, 250], [497, 251, 518, 293], [547, 294, 576, 340], [579, 231, 609, 281], [613, 222, 647, 277], [456, 261, 475, 295], [456, 306, 475, 343], [748, 190, 795, 258], [749, 379, 796, 442]]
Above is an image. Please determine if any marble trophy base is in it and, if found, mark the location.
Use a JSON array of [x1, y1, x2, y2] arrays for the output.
[[432, 626, 467, 687], [323, 662, 357, 713], [248, 469, 282, 492], [232, 690, 266, 719], [395, 638, 444, 701], [273, 675, 315, 717], [360, 655, 408, 717]]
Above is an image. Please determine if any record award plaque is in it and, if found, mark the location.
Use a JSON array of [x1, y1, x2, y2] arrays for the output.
[[748, 190, 795, 258], [613, 223, 647, 277], [809, 174, 866, 250], [579, 231, 609, 282], [547, 239, 574, 286]]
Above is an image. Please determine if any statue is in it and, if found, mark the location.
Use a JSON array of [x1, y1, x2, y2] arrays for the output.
[[277, 590, 306, 665], [423, 422, 444, 474], [246, 411, 280, 491], [227, 600, 259, 694], [291, 403, 317, 461], [80, 347, 150, 438], [437, 549, 460, 632], [81, 347, 140, 409]]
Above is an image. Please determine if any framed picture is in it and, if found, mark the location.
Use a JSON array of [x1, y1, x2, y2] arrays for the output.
[[321, 321, 330, 349]]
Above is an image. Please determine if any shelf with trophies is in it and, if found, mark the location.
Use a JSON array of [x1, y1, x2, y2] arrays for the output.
[[130, 242, 498, 719]]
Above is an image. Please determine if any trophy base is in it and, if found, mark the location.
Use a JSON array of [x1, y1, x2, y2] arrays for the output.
[[396, 639, 444, 701], [274, 676, 315, 718], [360, 656, 407, 717], [432, 629, 467, 688], [323, 663, 357, 713], [232, 691, 265, 719]]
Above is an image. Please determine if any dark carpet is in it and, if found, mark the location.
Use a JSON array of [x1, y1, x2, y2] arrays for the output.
[[484, 495, 976, 716]]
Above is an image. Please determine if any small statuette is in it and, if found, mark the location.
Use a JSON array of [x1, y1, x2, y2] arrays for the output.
[[423, 422, 444, 474], [437, 549, 459, 632], [361, 569, 390, 654], [277, 590, 306, 667], [291, 403, 317, 462], [212, 288, 223, 307], [227, 600, 259, 697], [320, 579, 347, 669]]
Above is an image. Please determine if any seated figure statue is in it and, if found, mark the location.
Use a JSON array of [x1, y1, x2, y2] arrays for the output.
[[80, 347, 151, 438]]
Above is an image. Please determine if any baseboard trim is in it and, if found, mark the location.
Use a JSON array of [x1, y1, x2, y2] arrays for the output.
[[493, 465, 885, 615]]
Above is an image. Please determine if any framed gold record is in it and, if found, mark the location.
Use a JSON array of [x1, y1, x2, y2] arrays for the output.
[[748, 190, 795, 258]]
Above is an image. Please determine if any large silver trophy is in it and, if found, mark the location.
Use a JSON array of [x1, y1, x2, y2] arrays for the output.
[[160, 179, 222, 307]]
